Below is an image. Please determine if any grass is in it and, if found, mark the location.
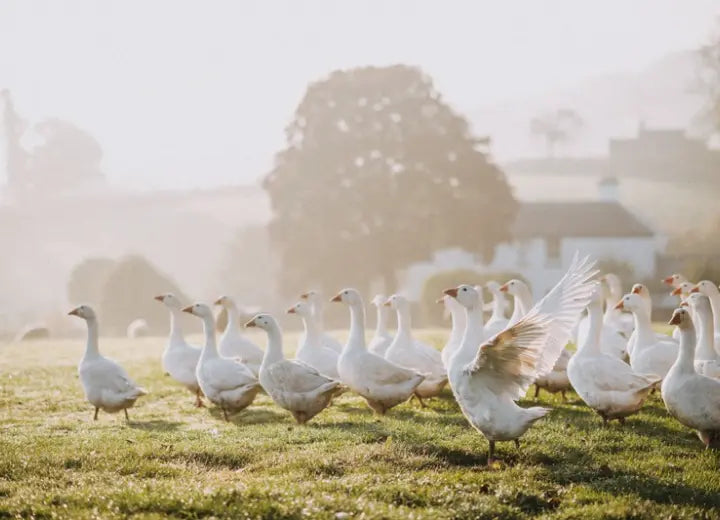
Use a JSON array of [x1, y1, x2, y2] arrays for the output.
[[1, 330, 719, 520]]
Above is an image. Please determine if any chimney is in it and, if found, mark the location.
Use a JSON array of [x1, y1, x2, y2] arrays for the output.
[[598, 176, 619, 202]]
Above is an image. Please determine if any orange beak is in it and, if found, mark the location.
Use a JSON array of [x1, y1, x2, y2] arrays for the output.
[[286, 307, 296, 314], [614, 300, 624, 310], [498, 283, 509, 293], [691, 286, 700, 293], [68, 308, 80, 317], [435, 296, 445, 304], [181, 305, 193, 314], [383, 299, 392, 307], [631, 286, 641, 294], [671, 287, 682, 296], [668, 313, 682, 326], [300, 292, 311, 300], [213, 298, 224, 305], [443, 288, 459, 298], [154, 295, 164, 302], [680, 301, 689, 308], [663, 276, 674, 285], [330, 293, 342, 302], [245, 320, 256, 328]]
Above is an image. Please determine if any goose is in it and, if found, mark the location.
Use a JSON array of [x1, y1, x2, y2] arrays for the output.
[[286, 300, 340, 379], [439, 293, 467, 370], [500, 279, 573, 399], [445, 254, 596, 464], [69, 305, 147, 422], [368, 294, 393, 356], [670, 282, 697, 340], [332, 288, 425, 415], [685, 293, 720, 379], [567, 286, 659, 424], [663, 273, 689, 288], [299, 290, 343, 353], [625, 284, 670, 357], [384, 294, 448, 404], [661, 307, 720, 449], [575, 277, 627, 360], [484, 280, 509, 338], [600, 273, 633, 338], [616, 293, 678, 380], [183, 303, 261, 421], [214, 295, 264, 376], [154, 294, 203, 407], [690, 281, 720, 352], [246, 313, 341, 424]]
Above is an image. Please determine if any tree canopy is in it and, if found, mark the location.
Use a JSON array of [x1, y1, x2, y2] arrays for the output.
[[529, 109, 584, 158], [263, 65, 517, 296]]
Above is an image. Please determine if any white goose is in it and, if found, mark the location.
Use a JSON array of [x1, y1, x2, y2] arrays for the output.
[[575, 277, 627, 360], [663, 273, 689, 289], [616, 293, 678, 380], [214, 295, 264, 376], [439, 293, 467, 370], [287, 300, 340, 379], [670, 282, 697, 340], [500, 279, 573, 399], [69, 305, 147, 422], [183, 303, 261, 421], [625, 284, 671, 357], [445, 255, 596, 464], [368, 294, 393, 356], [332, 288, 424, 415], [246, 313, 341, 424], [661, 307, 720, 449], [154, 294, 203, 407], [384, 294, 448, 404], [567, 286, 659, 424], [691, 281, 720, 352], [685, 293, 720, 379], [601, 273, 633, 337], [299, 290, 343, 353], [484, 280, 509, 338]]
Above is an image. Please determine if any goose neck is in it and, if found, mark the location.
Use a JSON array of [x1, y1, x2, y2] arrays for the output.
[[577, 300, 603, 355], [449, 306, 467, 344], [200, 315, 219, 359], [452, 304, 485, 368], [224, 304, 240, 336], [395, 306, 413, 339], [302, 313, 322, 340], [347, 302, 367, 351], [83, 318, 100, 360], [705, 291, 720, 333], [674, 326, 697, 374], [490, 293, 506, 321], [694, 305, 717, 360], [631, 307, 657, 348], [261, 323, 285, 367], [374, 305, 390, 337], [169, 308, 185, 345]]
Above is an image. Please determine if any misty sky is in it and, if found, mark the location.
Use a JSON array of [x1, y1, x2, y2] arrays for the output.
[[1, 0, 718, 190]]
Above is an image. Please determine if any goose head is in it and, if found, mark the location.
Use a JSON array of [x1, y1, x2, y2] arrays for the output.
[[300, 290, 320, 303], [600, 273, 622, 295], [330, 288, 362, 306], [371, 294, 387, 307], [384, 294, 409, 311], [245, 313, 278, 331], [686, 292, 711, 313], [663, 273, 687, 287], [286, 300, 312, 317], [668, 307, 692, 328], [485, 280, 502, 295], [181, 303, 214, 319], [614, 293, 644, 313], [443, 284, 480, 309], [154, 293, 183, 310], [213, 295, 237, 309], [68, 304, 96, 321], [671, 281, 694, 298], [498, 279, 530, 298], [692, 280, 720, 297]]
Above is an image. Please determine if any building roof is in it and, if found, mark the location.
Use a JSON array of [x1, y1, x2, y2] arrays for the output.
[[513, 202, 654, 239]]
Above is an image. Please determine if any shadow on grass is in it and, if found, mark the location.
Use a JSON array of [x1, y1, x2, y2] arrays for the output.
[[205, 406, 288, 426], [127, 420, 183, 431]]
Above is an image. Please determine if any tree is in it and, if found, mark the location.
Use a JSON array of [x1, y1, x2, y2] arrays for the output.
[[700, 19, 720, 133], [263, 65, 517, 297], [67, 257, 117, 306], [530, 109, 584, 158]]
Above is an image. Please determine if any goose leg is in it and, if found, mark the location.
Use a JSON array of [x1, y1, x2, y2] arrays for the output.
[[93, 407, 99, 421], [514, 439, 520, 450], [416, 395, 427, 408], [124, 409, 130, 422], [561, 390, 567, 402], [195, 389, 205, 408], [617, 417, 626, 426], [487, 441, 496, 466], [222, 407, 229, 422], [534, 385, 540, 399]]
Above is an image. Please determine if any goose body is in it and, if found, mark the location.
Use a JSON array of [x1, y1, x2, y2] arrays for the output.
[[155, 294, 203, 406], [686, 293, 720, 379], [626, 284, 672, 357], [567, 289, 659, 423], [446, 255, 596, 463], [69, 305, 147, 420], [483, 281, 509, 338], [300, 290, 343, 353], [333, 289, 424, 415], [601, 273, 633, 338], [214, 296, 264, 376], [691, 281, 720, 352], [618, 293, 678, 380], [248, 313, 340, 424], [661, 307, 720, 449], [385, 294, 448, 401], [184, 303, 260, 420], [575, 275, 629, 360], [368, 294, 393, 356], [439, 293, 467, 370], [287, 300, 340, 379]]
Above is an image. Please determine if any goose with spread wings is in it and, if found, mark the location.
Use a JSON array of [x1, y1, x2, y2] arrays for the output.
[[444, 254, 597, 464]]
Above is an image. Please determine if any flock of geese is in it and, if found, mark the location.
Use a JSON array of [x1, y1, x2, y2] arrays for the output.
[[67, 255, 720, 463]]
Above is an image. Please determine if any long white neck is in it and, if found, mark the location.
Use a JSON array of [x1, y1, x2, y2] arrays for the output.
[[223, 303, 240, 337], [394, 305, 413, 340], [489, 292, 507, 321], [346, 301, 367, 352], [261, 323, 285, 367], [603, 293, 620, 323], [577, 300, 603, 356], [694, 305, 717, 360], [452, 303, 485, 368], [301, 312, 322, 342], [673, 324, 697, 375], [448, 304, 467, 345], [168, 308, 185, 345], [509, 290, 532, 325], [199, 314, 219, 359], [704, 291, 720, 334], [632, 307, 657, 348], [312, 300, 325, 329], [374, 305, 390, 337], [83, 317, 100, 360]]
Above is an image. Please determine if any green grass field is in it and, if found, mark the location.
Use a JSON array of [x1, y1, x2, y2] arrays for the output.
[[1, 330, 719, 519]]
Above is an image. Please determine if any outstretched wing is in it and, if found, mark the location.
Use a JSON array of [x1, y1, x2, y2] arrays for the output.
[[465, 253, 597, 399]]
